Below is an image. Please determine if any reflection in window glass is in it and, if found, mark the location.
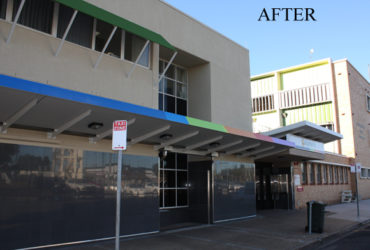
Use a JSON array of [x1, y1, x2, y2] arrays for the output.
[[0, 0, 6, 19], [95, 20, 121, 58], [13, 0, 54, 33], [124, 32, 149, 67], [329, 166, 333, 184], [57, 5, 93, 48]]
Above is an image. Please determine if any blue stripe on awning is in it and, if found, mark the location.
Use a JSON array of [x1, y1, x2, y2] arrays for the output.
[[0, 74, 186, 124]]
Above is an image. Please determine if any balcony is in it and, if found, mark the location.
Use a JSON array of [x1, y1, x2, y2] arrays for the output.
[[278, 83, 332, 109]]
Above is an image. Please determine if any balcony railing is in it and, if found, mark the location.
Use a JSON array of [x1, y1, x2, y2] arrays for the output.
[[252, 83, 332, 113], [278, 83, 332, 109]]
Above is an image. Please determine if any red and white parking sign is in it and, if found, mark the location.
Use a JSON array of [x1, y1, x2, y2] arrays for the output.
[[112, 120, 127, 150]]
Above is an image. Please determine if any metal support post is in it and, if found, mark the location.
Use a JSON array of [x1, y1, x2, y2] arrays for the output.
[[94, 26, 118, 69], [127, 40, 150, 78], [355, 164, 360, 219], [55, 10, 78, 56], [308, 201, 313, 234], [6, 0, 25, 44], [157, 51, 178, 84], [115, 150, 123, 250]]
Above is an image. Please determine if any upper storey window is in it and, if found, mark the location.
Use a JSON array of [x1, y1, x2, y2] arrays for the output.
[[158, 60, 187, 116], [367, 94, 370, 112], [6, 0, 150, 68], [94, 19, 122, 58], [13, 0, 54, 34], [57, 5, 93, 49], [0, 0, 6, 19], [125, 32, 150, 67]]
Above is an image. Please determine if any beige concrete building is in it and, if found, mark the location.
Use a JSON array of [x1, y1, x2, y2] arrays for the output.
[[0, 0, 295, 249], [251, 58, 370, 201]]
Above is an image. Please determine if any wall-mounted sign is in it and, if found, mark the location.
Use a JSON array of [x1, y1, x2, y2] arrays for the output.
[[286, 134, 324, 151], [351, 163, 362, 173], [297, 186, 304, 192], [294, 174, 301, 186], [112, 120, 127, 150]]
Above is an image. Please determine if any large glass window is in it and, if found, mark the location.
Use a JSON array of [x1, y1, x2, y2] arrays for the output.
[[323, 165, 327, 184], [361, 168, 368, 178], [339, 167, 344, 184], [309, 163, 315, 184], [301, 162, 307, 185], [0, 0, 6, 19], [158, 60, 188, 116], [124, 32, 150, 67], [159, 152, 188, 208], [0, 142, 158, 249], [94, 19, 121, 58], [329, 166, 333, 184], [344, 167, 348, 183], [316, 164, 322, 184], [334, 166, 338, 184], [13, 0, 54, 34], [57, 5, 93, 48]]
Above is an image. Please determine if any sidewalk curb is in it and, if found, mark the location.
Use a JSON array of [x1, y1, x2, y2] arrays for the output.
[[299, 218, 370, 250]]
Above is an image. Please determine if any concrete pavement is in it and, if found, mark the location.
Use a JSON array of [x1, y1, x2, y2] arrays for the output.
[[60, 199, 370, 250]]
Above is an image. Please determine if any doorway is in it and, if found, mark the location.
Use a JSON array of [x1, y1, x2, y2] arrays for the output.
[[255, 163, 292, 210]]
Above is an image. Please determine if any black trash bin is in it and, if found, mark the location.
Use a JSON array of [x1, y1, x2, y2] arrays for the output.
[[306, 201, 326, 233]]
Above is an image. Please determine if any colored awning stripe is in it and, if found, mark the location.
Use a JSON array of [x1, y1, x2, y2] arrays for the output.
[[54, 0, 175, 51], [0, 74, 295, 148]]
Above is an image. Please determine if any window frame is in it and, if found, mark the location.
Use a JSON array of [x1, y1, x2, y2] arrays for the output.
[[159, 153, 189, 209], [316, 164, 322, 184], [158, 59, 188, 116], [301, 162, 308, 185], [322, 164, 327, 184], [309, 163, 315, 185]]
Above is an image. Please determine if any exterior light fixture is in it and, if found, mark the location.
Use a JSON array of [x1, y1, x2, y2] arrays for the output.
[[160, 133, 172, 140], [88, 122, 104, 130], [209, 142, 220, 147]]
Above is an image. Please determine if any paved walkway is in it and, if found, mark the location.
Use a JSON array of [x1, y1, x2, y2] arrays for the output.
[[61, 200, 370, 250]]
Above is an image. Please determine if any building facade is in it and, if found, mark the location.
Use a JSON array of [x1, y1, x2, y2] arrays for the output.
[[251, 58, 370, 201], [0, 0, 295, 249]]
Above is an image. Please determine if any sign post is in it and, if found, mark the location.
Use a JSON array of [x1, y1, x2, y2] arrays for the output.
[[355, 163, 361, 219], [112, 120, 127, 250]]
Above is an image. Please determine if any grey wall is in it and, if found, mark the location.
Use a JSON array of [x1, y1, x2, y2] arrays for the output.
[[213, 160, 256, 222]]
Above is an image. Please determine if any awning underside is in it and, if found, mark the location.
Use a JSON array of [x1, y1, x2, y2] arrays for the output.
[[0, 76, 294, 159]]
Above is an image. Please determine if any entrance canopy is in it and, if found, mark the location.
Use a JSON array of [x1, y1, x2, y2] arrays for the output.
[[257, 121, 343, 163], [0, 74, 293, 159]]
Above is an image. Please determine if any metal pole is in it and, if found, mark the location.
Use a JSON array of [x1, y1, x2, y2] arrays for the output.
[[6, 0, 25, 44], [308, 201, 312, 234], [355, 164, 360, 219], [55, 10, 78, 56], [115, 150, 123, 250]]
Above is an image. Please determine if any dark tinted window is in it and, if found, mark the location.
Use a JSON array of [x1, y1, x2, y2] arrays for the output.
[[125, 32, 149, 67], [0, 0, 6, 19], [57, 5, 93, 48], [95, 20, 121, 58], [13, 0, 54, 33]]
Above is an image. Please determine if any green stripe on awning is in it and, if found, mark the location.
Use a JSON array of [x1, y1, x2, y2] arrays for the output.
[[54, 0, 176, 51]]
